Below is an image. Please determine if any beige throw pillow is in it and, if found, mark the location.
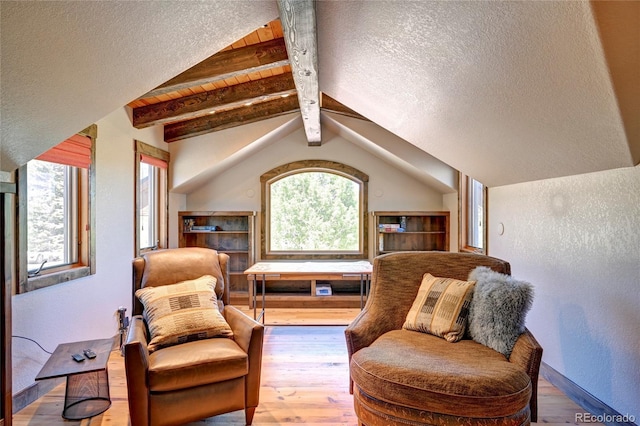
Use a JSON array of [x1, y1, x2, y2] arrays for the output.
[[403, 273, 476, 342], [135, 275, 233, 352]]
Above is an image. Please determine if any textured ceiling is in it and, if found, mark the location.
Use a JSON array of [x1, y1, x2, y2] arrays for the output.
[[0, 1, 278, 171], [317, 0, 638, 187], [1, 1, 638, 188]]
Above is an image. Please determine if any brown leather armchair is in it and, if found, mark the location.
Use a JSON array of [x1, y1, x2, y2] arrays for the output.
[[345, 251, 543, 426], [124, 247, 264, 426]]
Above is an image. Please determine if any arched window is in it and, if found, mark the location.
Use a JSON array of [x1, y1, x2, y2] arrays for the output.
[[261, 160, 368, 260]]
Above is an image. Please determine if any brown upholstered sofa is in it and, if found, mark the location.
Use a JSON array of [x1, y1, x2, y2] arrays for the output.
[[124, 247, 264, 426], [345, 251, 543, 426]]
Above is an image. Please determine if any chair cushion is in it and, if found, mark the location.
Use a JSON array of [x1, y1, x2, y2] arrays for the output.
[[350, 329, 532, 418], [148, 338, 248, 392]]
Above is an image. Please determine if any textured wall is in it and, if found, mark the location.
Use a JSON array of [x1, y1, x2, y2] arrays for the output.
[[489, 165, 640, 419]]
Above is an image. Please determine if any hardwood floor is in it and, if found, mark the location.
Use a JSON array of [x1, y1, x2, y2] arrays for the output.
[[13, 308, 600, 426]]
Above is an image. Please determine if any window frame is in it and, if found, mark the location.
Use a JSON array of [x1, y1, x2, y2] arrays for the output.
[[261, 160, 369, 260], [16, 125, 96, 293], [134, 140, 169, 257], [459, 173, 487, 254]]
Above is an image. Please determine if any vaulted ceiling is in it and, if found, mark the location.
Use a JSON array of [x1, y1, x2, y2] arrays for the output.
[[1, 1, 638, 188]]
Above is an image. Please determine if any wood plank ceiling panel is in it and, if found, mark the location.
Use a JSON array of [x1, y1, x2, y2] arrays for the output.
[[139, 37, 290, 99], [129, 20, 287, 109], [128, 18, 363, 143]]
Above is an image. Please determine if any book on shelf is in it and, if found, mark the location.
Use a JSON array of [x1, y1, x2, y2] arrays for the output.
[[379, 224, 403, 232], [191, 225, 219, 231]]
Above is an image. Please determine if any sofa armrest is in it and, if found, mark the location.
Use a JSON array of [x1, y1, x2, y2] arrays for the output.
[[345, 306, 397, 394], [123, 315, 151, 426], [509, 328, 543, 422], [345, 306, 394, 362], [224, 305, 264, 409]]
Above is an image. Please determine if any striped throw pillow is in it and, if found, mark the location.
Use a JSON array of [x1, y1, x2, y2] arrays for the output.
[[403, 273, 476, 342]]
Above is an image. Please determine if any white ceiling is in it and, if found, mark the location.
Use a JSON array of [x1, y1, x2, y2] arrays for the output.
[[316, 1, 638, 187], [1, 1, 638, 188], [0, 1, 278, 172]]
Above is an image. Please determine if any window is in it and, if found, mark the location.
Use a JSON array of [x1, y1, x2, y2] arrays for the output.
[[135, 140, 169, 256], [270, 172, 360, 251], [467, 177, 485, 249], [26, 161, 79, 268], [139, 161, 157, 250], [261, 160, 368, 260], [459, 174, 486, 253], [17, 125, 96, 293]]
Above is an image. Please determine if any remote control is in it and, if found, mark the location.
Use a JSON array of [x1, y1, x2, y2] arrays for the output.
[[71, 353, 85, 362], [83, 349, 97, 359]]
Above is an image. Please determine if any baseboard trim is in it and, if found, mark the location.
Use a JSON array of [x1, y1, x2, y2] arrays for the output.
[[12, 378, 63, 414], [540, 362, 637, 426]]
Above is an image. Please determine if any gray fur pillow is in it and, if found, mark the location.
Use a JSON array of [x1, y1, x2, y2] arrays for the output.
[[467, 266, 534, 357]]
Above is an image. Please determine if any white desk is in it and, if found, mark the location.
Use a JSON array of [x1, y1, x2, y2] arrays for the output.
[[244, 261, 372, 322]]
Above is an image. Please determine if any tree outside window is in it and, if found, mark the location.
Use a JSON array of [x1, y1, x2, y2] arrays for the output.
[[26, 160, 74, 270], [270, 172, 359, 251], [261, 160, 369, 260]]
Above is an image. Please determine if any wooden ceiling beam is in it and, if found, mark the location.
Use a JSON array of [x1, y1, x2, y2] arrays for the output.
[[277, 0, 321, 146], [164, 95, 300, 143], [139, 38, 290, 99], [133, 73, 297, 128]]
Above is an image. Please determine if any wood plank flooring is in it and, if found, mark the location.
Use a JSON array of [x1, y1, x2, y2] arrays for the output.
[[12, 308, 600, 426]]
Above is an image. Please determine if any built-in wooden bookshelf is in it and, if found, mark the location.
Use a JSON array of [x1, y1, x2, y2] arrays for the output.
[[373, 211, 450, 256], [178, 211, 255, 304]]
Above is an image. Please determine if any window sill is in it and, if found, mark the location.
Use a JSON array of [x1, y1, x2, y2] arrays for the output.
[[23, 266, 91, 293], [460, 246, 485, 255]]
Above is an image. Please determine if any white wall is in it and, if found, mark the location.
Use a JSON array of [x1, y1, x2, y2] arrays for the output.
[[182, 126, 451, 259], [12, 107, 167, 393], [489, 165, 640, 419]]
